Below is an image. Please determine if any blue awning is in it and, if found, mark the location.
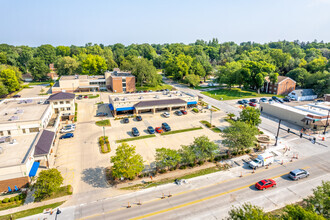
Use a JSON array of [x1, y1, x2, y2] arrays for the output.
[[187, 101, 197, 105], [109, 104, 114, 111], [116, 107, 135, 112], [29, 162, 40, 177]]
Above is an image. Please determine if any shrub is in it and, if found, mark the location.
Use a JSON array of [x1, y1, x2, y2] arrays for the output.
[[179, 165, 187, 169], [245, 149, 251, 154], [2, 198, 9, 203], [159, 169, 167, 174], [232, 152, 238, 156], [189, 163, 196, 168], [138, 174, 143, 178], [197, 161, 204, 165], [67, 185, 73, 195], [14, 196, 19, 201], [192, 108, 199, 113], [169, 167, 175, 171], [9, 197, 15, 202]]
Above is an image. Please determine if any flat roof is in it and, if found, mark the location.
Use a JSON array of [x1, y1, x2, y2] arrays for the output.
[[60, 75, 105, 81], [262, 102, 328, 117], [0, 99, 50, 124], [134, 99, 187, 108], [0, 133, 37, 167]]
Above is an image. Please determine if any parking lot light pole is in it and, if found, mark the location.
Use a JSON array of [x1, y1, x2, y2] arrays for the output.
[[103, 126, 105, 142], [323, 110, 330, 135], [275, 119, 281, 146]]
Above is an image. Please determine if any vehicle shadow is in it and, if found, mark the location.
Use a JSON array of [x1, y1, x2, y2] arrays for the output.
[[280, 174, 291, 181], [242, 162, 253, 170], [249, 185, 259, 191], [81, 167, 109, 188], [126, 131, 133, 137]]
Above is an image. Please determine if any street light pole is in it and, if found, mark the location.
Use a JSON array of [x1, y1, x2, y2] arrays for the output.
[[323, 110, 330, 135], [275, 119, 281, 146], [103, 126, 105, 142]]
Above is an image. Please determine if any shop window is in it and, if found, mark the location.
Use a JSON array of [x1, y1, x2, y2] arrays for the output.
[[60, 108, 65, 111], [67, 107, 71, 111], [29, 127, 39, 133], [0, 131, 3, 136], [66, 101, 70, 104], [60, 101, 64, 104], [22, 129, 26, 134], [54, 102, 58, 105], [7, 130, 11, 135]]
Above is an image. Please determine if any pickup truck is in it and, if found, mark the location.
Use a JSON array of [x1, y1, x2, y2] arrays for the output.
[[249, 152, 274, 169]]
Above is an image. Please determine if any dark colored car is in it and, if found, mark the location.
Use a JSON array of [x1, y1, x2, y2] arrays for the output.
[[272, 96, 277, 100], [277, 98, 284, 103], [13, 95, 21, 98], [175, 110, 183, 116], [96, 112, 108, 117], [238, 100, 244, 104], [60, 133, 74, 139], [77, 95, 82, 100], [289, 169, 309, 180], [242, 99, 249, 104], [283, 97, 291, 102], [147, 126, 155, 134], [181, 110, 187, 115], [249, 102, 257, 107], [249, 99, 258, 103], [155, 127, 164, 133], [268, 98, 273, 102], [255, 179, 276, 190], [136, 116, 142, 121], [123, 118, 129, 123], [131, 127, 140, 136], [162, 122, 171, 131]]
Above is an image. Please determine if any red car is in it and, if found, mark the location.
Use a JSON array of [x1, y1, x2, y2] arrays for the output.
[[180, 110, 187, 115], [249, 102, 257, 107], [255, 179, 276, 190], [84, 95, 88, 99], [155, 127, 164, 133]]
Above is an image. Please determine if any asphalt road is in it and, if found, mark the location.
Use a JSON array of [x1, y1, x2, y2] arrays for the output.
[[72, 150, 330, 220]]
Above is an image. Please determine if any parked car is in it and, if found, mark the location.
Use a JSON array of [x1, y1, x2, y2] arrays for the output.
[[259, 98, 268, 102], [155, 127, 164, 133], [283, 97, 291, 102], [131, 127, 140, 136], [238, 100, 244, 104], [249, 152, 274, 169], [255, 179, 276, 190], [277, 98, 284, 103], [147, 126, 155, 134], [163, 112, 170, 118], [136, 115, 142, 121], [272, 96, 277, 100], [60, 127, 75, 133], [175, 110, 183, 116], [249, 99, 258, 103], [76, 95, 82, 100], [181, 110, 187, 115], [268, 99, 274, 103], [84, 95, 88, 99], [13, 95, 21, 98], [249, 102, 257, 107], [289, 169, 309, 180], [64, 124, 76, 130], [123, 118, 129, 123], [162, 122, 171, 131], [96, 112, 108, 117], [60, 133, 74, 139], [242, 99, 249, 104]]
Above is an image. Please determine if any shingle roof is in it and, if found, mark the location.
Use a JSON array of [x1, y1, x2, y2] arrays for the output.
[[264, 76, 295, 84], [34, 130, 55, 156], [293, 89, 316, 96], [48, 92, 75, 101], [134, 98, 187, 108]]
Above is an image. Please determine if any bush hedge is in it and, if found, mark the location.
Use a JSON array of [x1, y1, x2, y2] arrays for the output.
[[99, 136, 111, 153], [192, 108, 199, 113]]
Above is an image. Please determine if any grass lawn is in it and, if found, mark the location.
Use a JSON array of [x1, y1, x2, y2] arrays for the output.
[[201, 88, 285, 101], [120, 166, 221, 190], [28, 81, 52, 86], [88, 94, 99, 99], [136, 84, 173, 91], [116, 134, 156, 143], [0, 201, 65, 220], [160, 127, 203, 136], [211, 127, 222, 133], [36, 185, 73, 202], [95, 119, 111, 127], [0, 200, 24, 211]]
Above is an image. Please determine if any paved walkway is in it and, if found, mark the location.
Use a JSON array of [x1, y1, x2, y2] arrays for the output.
[[0, 195, 71, 217]]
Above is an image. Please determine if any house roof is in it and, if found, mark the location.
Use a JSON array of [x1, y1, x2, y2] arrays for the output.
[[34, 130, 55, 156], [265, 76, 296, 84], [134, 98, 187, 108], [292, 89, 317, 97], [47, 92, 75, 101]]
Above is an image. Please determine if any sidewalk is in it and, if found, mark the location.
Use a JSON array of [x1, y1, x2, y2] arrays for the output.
[[0, 195, 71, 217]]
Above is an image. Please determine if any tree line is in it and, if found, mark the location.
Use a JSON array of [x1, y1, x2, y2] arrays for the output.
[[0, 39, 329, 96]]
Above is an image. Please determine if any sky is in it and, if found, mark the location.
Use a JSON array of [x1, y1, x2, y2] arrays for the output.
[[1, 0, 330, 46]]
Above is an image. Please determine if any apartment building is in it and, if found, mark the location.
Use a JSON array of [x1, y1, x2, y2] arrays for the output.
[[105, 68, 136, 93], [262, 76, 296, 95]]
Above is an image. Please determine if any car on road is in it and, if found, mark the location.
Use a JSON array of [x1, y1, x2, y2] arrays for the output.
[[162, 122, 171, 131], [288, 169, 309, 180], [238, 100, 244, 104], [180, 110, 187, 115], [147, 126, 155, 134], [175, 110, 183, 116], [131, 127, 140, 136], [163, 112, 170, 118], [255, 179, 276, 190], [155, 127, 164, 133], [96, 112, 108, 117], [249, 99, 258, 103], [60, 127, 75, 133], [60, 133, 74, 139], [13, 95, 21, 98], [123, 118, 129, 123], [259, 98, 268, 102], [249, 102, 257, 107], [136, 115, 142, 121]]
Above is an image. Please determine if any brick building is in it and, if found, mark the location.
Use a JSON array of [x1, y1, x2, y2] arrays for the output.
[[261, 76, 296, 95], [105, 68, 135, 93]]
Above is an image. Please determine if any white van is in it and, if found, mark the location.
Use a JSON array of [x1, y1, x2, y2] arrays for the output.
[[249, 152, 274, 169]]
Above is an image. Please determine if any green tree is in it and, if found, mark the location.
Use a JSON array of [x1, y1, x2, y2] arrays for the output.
[[0, 52, 7, 64], [269, 72, 279, 85], [306, 57, 327, 73], [110, 143, 144, 180], [0, 81, 8, 96], [28, 57, 50, 81], [269, 49, 292, 74], [286, 68, 310, 87], [81, 54, 107, 75], [33, 169, 63, 200], [305, 71, 330, 96], [35, 44, 56, 65], [155, 148, 181, 169], [304, 181, 330, 218], [222, 121, 258, 153], [227, 113, 235, 120], [0, 69, 20, 92], [56, 46, 71, 57], [178, 145, 196, 165], [17, 46, 34, 73], [190, 135, 219, 161], [55, 56, 79, 75], [282, 205, 325, 220], [239, 106, 261, 127], [185, 74, 200, 87], [227, 203, 272, 220], [217, 61, 243, 88]]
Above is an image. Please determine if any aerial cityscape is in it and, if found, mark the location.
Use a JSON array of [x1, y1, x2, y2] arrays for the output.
[[0, 0, 329, 220]]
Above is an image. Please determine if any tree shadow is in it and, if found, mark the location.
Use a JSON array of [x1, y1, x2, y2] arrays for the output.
[[81, 167, 109, 188]]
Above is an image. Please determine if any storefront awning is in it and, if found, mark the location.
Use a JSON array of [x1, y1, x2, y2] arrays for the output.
[[29, 162, 40, 177], [109, 104, 114, 110], [116, 107, 135, 112], [187, 101, 198, 105]]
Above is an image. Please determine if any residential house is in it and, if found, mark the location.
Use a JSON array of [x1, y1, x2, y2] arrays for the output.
[[288, 89, 317, 101], [262, 76, 296, 95]]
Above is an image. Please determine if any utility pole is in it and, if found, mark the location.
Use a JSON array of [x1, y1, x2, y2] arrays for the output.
[[275, 119, 281, 146], [323, 110, 330, 135], [103, 126, 106, 142]]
